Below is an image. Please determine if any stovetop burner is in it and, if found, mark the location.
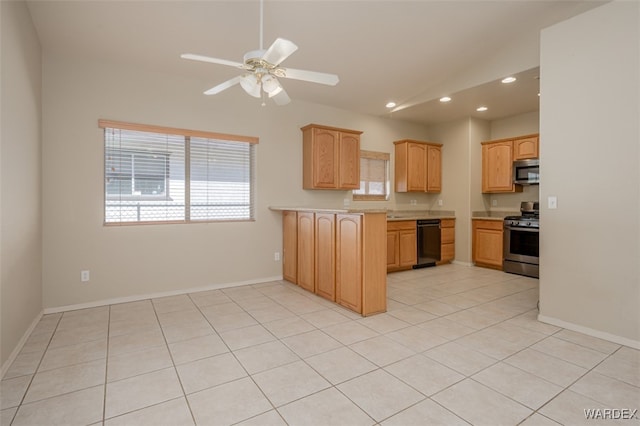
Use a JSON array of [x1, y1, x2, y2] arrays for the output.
[[504, 201, 540, 228]]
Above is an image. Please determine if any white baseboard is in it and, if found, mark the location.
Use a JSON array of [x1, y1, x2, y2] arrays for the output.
[[538, 314, 640, 350], [452, 260, 474, 267], [43, 275, 283, 315], [1, 309, 44, 379]]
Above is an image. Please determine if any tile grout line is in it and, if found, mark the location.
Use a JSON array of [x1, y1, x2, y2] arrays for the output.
[[102, 305, 112, 424], [7, 313, 63, 425], [150, 297, 199, 426], [188, 290, 285, 425]]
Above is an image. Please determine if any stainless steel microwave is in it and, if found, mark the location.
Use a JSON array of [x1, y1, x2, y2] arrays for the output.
[[513, 159, 539, 185]]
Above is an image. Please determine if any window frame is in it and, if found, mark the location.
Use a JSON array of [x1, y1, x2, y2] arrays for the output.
[[353, 150, 390, 201], [99, 120, 258, 226]]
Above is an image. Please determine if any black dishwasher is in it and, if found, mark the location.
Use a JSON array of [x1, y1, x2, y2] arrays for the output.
[[414, 220, 441, 268]]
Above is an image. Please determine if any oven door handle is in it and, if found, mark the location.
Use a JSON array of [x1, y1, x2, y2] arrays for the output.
[[504, 226, 539, 232]]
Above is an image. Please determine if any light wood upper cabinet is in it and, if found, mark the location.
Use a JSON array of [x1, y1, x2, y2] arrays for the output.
[[282, 211, 298, 283], [472, 219, 503, 269], [394, 140, 442, 193], [482, 134, 539, 193], [482, 140, 518, 193], [338, 132, 360, 188], [315, 213, 336, 302], [301, 124, 362, 190], [514, 135, 539, 160], [427, 145, 442, 192]]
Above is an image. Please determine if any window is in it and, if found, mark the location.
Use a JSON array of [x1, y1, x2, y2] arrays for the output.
[[353, 150, 390, 201], [105, 150, 170, 199], [100, 120, 258, 224]]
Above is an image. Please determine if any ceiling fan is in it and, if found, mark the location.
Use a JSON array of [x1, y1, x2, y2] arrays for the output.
[[180, 0, 339, 106]]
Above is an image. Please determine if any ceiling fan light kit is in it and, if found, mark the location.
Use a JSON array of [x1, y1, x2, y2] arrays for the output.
[[180, 1, 338, 106]]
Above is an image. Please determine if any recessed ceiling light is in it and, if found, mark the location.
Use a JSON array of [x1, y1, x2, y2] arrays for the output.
[[385, 102, 396, 108], [476, 106, 488, 112], [439, 96, 451, 103], [502, 76, 517, 84]]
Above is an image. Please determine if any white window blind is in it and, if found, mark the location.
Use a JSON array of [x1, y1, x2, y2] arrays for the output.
[[100, 120, 257, 224], [189, 137, 254, 221], [353, 150, 390, 201]]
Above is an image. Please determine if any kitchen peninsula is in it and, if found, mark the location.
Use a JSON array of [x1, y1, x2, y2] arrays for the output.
[[271, 207, 456, 316], [271, 207, 387, 316]]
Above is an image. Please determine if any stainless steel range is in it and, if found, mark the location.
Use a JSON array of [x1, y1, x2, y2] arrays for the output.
[[503, 201, 539, 278]]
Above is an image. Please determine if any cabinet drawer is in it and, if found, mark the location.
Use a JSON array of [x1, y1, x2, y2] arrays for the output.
[[441, 242, 455, 261], [440, 219, 455, 228], [472, 219, 503, 231], [441, 227, 455, 244], [387, 220, 416, 231]]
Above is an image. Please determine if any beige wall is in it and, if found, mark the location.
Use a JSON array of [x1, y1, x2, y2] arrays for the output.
[[540, 1, 640, 346], [1, 0, 43, 367], [41, 52, 429, 310], [429, 118, 479, 264]]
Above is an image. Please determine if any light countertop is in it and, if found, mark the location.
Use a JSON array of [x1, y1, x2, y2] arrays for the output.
[[270, 207, 455, 220], [471, 211, 519, 221]]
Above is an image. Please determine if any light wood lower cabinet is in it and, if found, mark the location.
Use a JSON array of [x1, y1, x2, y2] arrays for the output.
[[315, 213, 336, 302], [282, 210, 387, 316], [282, 211, 298, 283], [336, 215, 363, 313], [472, 219, 504, 269], [387, 221, 417, 272], [439, 218, 456, 264], [297, 212, 315, 292]]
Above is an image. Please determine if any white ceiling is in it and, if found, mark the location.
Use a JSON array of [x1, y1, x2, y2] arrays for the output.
[[26, 0, 605, 126]]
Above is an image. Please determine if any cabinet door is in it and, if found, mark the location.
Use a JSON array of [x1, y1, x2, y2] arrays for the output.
[[312, 128, 339, 188], [482, 141, 514, 193], [407, 143, 427, 191], [297, 212, 315, 292], [336, 214, 362, 313], [473, 220, 503, 268], [338, 133, 360, 189], [398, 229, 417, 267], [283, 211, 297, 283], [514, 136, 539, 160], [426, 145, 442, 192], [315, 213, 336, 301], [386, 231, 400, 269]]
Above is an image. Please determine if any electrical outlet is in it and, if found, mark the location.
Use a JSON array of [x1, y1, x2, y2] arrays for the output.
[[492, 199, 498, 207], [410, 199, 417, 206], [274, 252, 280, 262], [343, 198, 350, 207], [438, 199, 443, 206], [81, 270, 90, 282], [548, 196, 558, 209]]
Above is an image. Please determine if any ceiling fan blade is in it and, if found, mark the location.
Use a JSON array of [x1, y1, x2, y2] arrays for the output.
[[262, 38, 298, 65], [181, 53, 244, 69], [204, 76, 243, 95], [269, 86, 291, 106], [280, 67, 339, 86]]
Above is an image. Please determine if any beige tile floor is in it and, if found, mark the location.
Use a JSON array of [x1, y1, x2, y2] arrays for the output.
[[1, 264, 638, 425]]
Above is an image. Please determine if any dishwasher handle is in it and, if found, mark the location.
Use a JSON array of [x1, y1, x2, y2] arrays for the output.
[[417, 219, 440, 228]]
